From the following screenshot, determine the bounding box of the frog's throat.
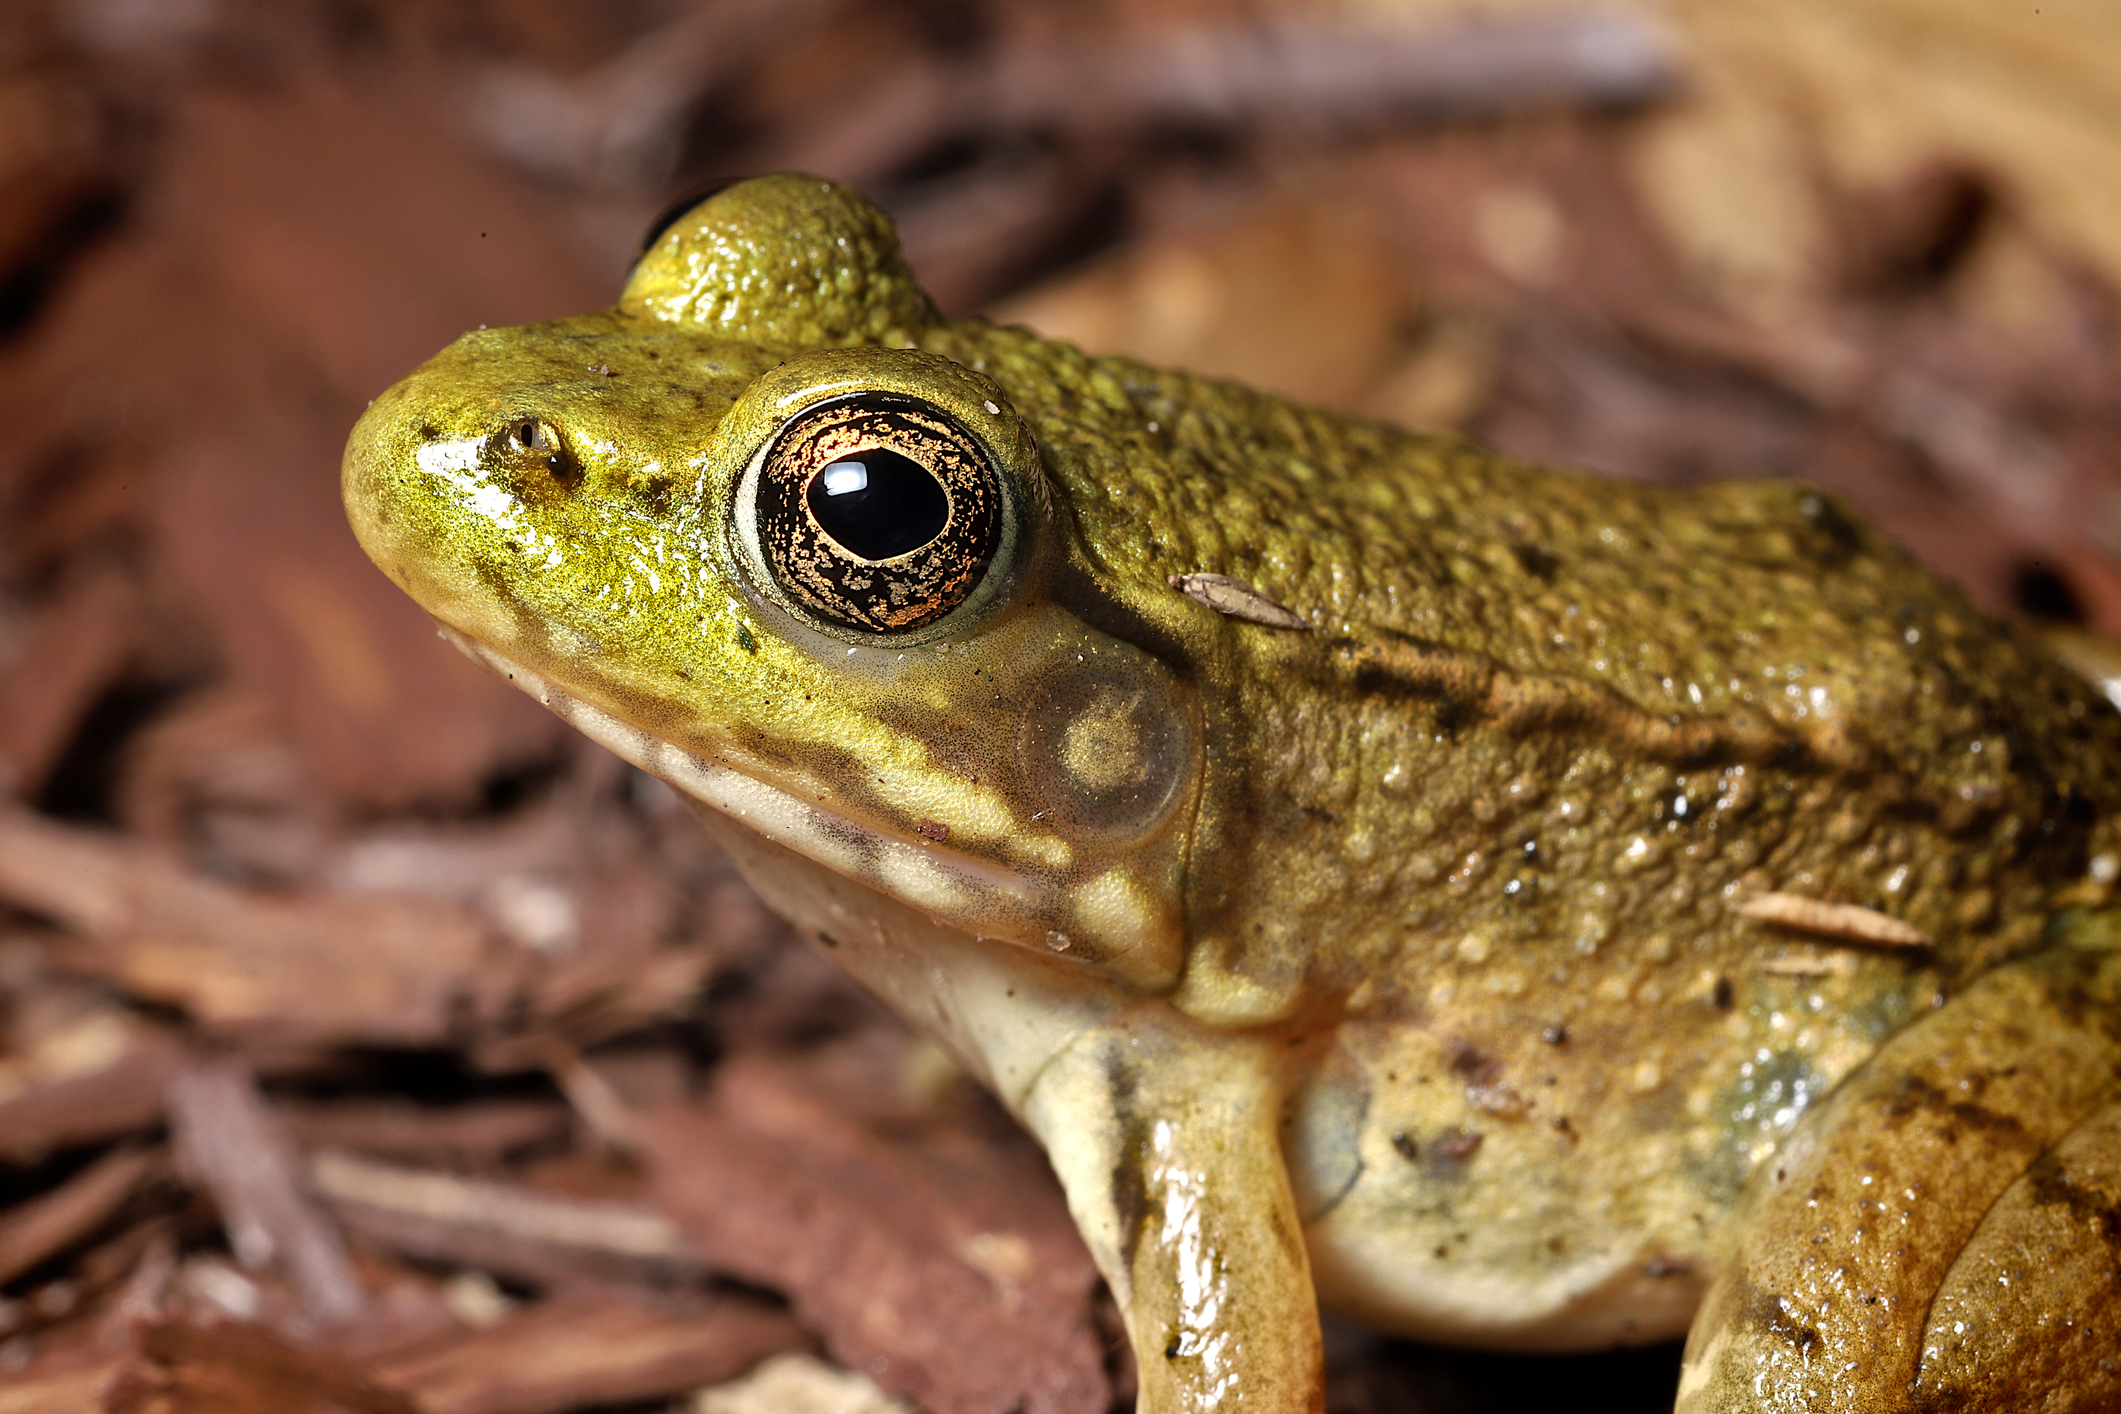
[436,626,1068,957]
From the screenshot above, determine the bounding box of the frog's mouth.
[438,626,1083,958]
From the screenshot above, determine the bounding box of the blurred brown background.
[0,1,2118,1411]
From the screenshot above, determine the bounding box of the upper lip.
[432,625,1072,949]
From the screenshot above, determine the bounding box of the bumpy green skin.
[345,176,2121,1412]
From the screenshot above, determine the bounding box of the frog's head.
[344,175,1197,992]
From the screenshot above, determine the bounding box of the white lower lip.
[438,626,1050,941]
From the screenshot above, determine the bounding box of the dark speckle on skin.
[1746,1282,1822,1356]
[2025,1153,2121,1258]
[1879,1074,2031,1144]
[1511,543,1560,580]
[1108,1055,1150,1270]
[1448,1043,1498,1083]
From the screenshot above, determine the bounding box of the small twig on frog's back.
[1736,892,1931,949]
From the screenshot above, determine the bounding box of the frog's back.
[925,316,2121,1348]
[929,317,2121,975]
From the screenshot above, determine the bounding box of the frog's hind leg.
[1676,939,2121,1413]
[1912,1093,2121,1407]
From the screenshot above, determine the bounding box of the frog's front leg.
[1023,1004,1325,1414]
[1677,940,2121,1413]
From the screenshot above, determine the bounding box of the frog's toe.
[1676,944,2121,1413]
[1910,1092,2121,1409]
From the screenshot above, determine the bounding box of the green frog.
[342,175,2121,1412]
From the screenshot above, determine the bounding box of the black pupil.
[805,448,949,561]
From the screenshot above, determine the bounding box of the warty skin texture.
[344,174,2121,1412]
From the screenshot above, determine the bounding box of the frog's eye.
[753,394,1002,634]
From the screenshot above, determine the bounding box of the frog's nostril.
[485,416,578,490]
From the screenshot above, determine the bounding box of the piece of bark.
[640,1058,1108,1414]
[113,688,332,886]
[0,1359,121,1414]
[0,72,133,303]
[309,1151,702,1290]
[760,8,1678,207]
[0,1145,162,1287]
[474,938,716,1075]
[102,1319,418,1414]
[0,566,139,799]
[167,1060,366,1327]
[0,1011,189,1159]
[985,10,1680,137]
[0,804,498,1049]
[696,1353,914,1414]
[472,0,854,190]
[278,1100,572,1168]
[367,1292,808,1414]
[123,75,590,812]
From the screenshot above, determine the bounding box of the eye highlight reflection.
[805,448,950,561]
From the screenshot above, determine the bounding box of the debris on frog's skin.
[1465,1082,1528,1118]
[1168,572,1309,630]
[1757,952,1859,979]
[1431,1129,1484,1163]
[1735,892,1931,949]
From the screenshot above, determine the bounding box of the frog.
[342,174,2121,1413]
